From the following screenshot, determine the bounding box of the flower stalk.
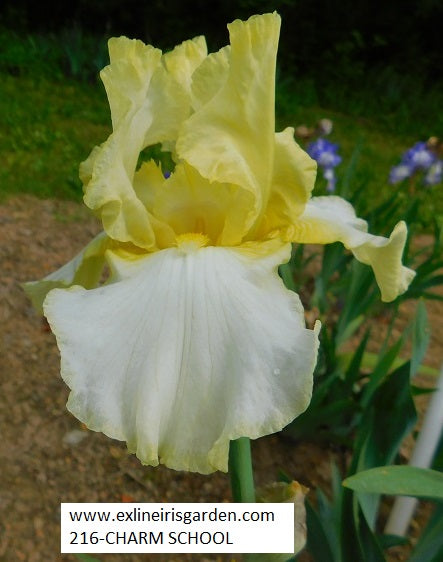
[229,438,256,503]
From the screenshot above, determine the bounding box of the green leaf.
[364,189,401,234]
[416,274,443,289]
[336,261,377,344]
[279,262,296,292]
[378,534,409,549]
[339,351,439,378]
[303,463,346,561]
[343,466,443,500]
[339,142,361,200]
[420,292,443,301]
[336,314,364,348]
[409,503,443,562]
[361,338,408,408]
[75,555,101,562]
[431,433,443,471]
[357,506,387,562]
[411,299,430,377]
[311,242,348,312]
[411,385,439,396]
[351,362,417,527]
[357,362,417,468]
[340,489,386,562]
[284,399,355,441]
[305,500,337,562]
[344,329,370,386]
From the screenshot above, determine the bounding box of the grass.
[0,74,110,201]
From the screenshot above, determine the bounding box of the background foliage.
[2,0,442,76]
[2,0,443,124]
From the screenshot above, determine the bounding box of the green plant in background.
[281,197,442,442]
[60,26,109,81]
[0,74,110,201]
[278,142,443,561]
[0,26,108,81]
[283,297,443,561]
[0,25,111,202]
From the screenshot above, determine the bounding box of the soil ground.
[1,195,442,561]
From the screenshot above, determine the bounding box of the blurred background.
[1,0,442,211]
[2,0,443,84]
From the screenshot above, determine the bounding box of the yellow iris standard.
[25,13,415,474]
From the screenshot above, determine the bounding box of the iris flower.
[306,138,342,192]
[25,13,414,474]
[389,141,442,186]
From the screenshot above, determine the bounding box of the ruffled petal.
[256,127,317,239]
[132,160,177,248]
[82,39,189,249]
[288,196,415,301]
[101,37,162,130]
[162,36,207,97]
[190,46,230,110]
[152,161,255,246]
[176,13,281,231]
[101,37,192,139]
[43,244,319,474]
[23,232,109,314]
[82,122,157,249]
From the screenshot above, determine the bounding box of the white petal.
[44,245,319,474]
[23,232,108,314]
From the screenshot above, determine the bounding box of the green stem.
[229,437,256,503]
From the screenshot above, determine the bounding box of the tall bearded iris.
[25,13,414,474]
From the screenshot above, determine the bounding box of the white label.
[61,502,294,553]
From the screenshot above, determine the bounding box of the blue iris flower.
[390,141,441,186]
[307,138,342,192]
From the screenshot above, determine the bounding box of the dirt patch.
[0,195,441,561]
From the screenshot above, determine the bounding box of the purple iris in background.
[307,138,342,192]
[389,164,413,184]
[403,142,435,170]
[424,160,442,185]
[390,141,442,186]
